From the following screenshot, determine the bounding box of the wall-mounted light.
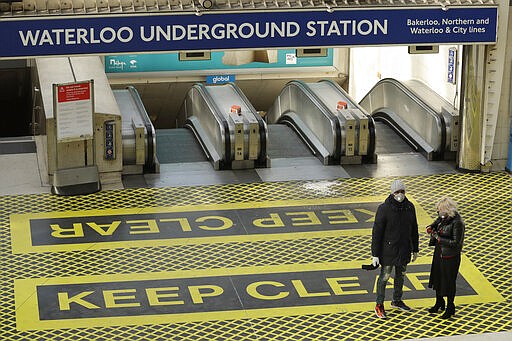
[199,0,212,8]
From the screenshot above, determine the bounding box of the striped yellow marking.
[15,255,502,331]
[10,196,431,254]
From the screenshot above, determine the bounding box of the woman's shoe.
[440,304,455,319]
[428,300,445,313]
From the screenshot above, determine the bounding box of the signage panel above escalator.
[0,7,498,59]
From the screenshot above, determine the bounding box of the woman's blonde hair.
[437,196,458,217]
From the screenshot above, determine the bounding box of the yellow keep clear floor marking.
[14,255,503,331]
[3,172,512,340]
[10,196,431,254]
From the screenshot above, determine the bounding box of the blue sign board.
[447,47,457,84]
[0,7,498,58]
[206,75,236,84]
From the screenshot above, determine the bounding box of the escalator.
[359,78,459,161]
[115,77,457,180]
[267,80,376,165]
[116,83,269,173]
[113,86,158,173]
[178,82,268,170]
[120,81,353,173]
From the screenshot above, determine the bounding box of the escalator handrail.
[361,78,446,155]
[126,85,156,170]
[363,78,442,120]
[318,79,359,108]
[189,83,231,166]
[282,80,341,158]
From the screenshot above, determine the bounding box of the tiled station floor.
[1,167,511,340]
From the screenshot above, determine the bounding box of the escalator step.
[267,124,313,159]
[374,122,414,154]
[156,129,208,163]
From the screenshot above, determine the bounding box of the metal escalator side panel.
[314,80,373,159]
[180,84,231,169]
[266,90,282,125]
[185,117,223,170]
[279,112,331,165]
[268,80,340,163]
[337,110,356,157]
[318,79,371,151]
[228,113,245,161]
[195,83,231,162]
[126,86,156,172]
[201,83,266,167]
[226,82,268,166]
[113,89,145,167]
[444,109,460,152]
[318,79,360,108]
[347,109,369,156]
[198,84,231,164]
[360,78,445,159]
[403,79,454,116]
[304,81,347,158]
[247,118,259,160]
[403,79,458,154]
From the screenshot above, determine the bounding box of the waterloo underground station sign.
[0,6,498,59]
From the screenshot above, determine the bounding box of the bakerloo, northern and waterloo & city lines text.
[407,17,490,34]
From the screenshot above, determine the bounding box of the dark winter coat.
[428,213,465,258]
[371,195,419,266]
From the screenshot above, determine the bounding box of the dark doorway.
[0,67,32,137]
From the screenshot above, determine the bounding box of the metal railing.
[0,0,497,17]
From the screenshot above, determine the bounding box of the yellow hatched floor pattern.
[1,172,511,340]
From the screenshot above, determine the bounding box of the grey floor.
[0,123,461,195]
[125,122,459,188]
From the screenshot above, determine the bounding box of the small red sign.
[57,82,91,103]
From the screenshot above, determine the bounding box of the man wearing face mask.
[426,196,465,319]
[371,179,419,318]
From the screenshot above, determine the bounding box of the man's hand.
[372,256,380,267]
[412,252,418,262]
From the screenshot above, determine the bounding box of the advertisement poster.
[104,49,333,73]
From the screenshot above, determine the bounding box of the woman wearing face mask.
[426,196,465,319]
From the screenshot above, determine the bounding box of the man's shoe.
[391,300,412,311]
[375,304,387,318]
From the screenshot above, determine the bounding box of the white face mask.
[393,192,405,202]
